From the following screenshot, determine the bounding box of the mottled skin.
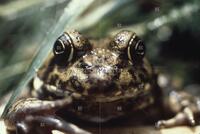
[3,30,200,134]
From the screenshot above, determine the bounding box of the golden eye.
[53,33,74,62]
[110,30,145,63]
[67,30,91,51]
[110,30,133,52]
[127,36,145,63]
[53,30,91,63]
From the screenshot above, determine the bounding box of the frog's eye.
[66,30,91,51]
[53,33,74,62]
[110,30,145,63]
[110,30,133,52]
[53,30,91,62]
[127,35,145,63]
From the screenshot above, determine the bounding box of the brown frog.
[3,30,200,134]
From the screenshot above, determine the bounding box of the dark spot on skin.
[59,81,68,90]
[70,101,87,113]
[127,68,137,81]
[116,59,128,68]
[49,75,59,85]
[70,76,84,92]
[38,66,55,81]
[138,68,149,82]
[41,85,64,99]
[88,79,117,95]
[139,73,145,81]
[112,65,120,80]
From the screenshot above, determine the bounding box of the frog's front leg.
[156,90,200,128]
[4,98,91,134]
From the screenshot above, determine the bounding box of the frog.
[3,30,200,134]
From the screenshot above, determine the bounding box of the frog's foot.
[155,107,195,128]
[156,90,200,129]
[16,115,91,134]
[5,98,91,134]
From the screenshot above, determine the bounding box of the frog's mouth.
[44,83,152,103]
[89,82,153,103]
[33,75,152,103]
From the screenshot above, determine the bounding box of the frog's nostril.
[80,62,91,69]
[79,62,93,74]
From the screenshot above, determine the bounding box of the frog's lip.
[90,91,149,103]
[43,83,150,102]
[43,84,147,102]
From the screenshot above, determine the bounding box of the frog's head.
[51,30,152,99]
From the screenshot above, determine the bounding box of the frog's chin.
[84,116,125,123]
[88,117,112,123]
[82,89,146,103]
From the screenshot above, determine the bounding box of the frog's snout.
[83,55,119,93]
[69,49,120,93]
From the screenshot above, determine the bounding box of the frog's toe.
[183,107,196,126]
[156,107,196,129]
[155,120,166,129]
[16,122,29,134]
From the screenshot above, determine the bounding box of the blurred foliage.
[0,0,200,114]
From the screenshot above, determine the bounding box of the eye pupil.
[111,30,145,64]
[53,33,74,65]
[54,40,65,55]
[135,40,145,56]
[128,39,145,63]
